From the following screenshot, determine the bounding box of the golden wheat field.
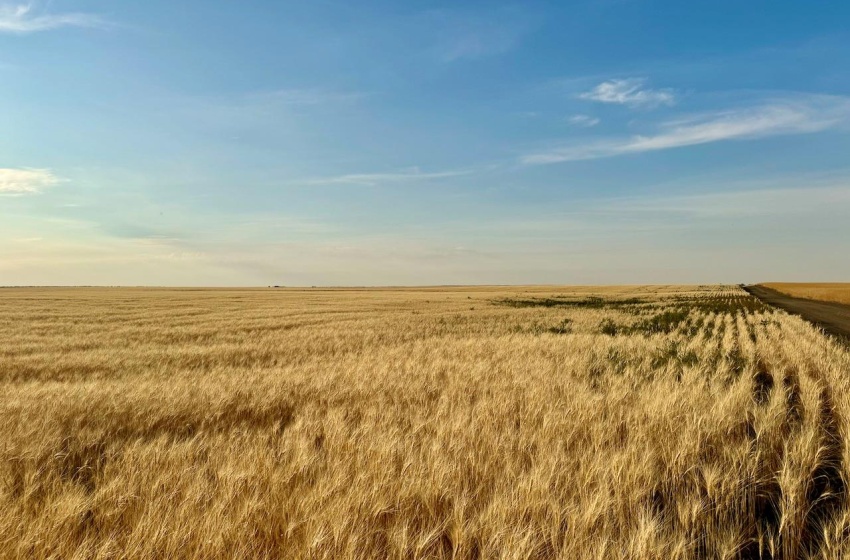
[763,284,850,306]
[2,285,850,559]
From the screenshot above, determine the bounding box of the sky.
[2,0,849,286]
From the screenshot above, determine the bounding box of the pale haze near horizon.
[2,1,849,286]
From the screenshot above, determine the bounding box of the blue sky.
[2,0,849,285]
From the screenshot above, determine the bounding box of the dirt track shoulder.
[745,285,850,342]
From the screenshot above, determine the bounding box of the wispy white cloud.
[579,78,675,108]
[301,167,468,186]
[0,168,61,194]
[523,96,850,164]
[0,2,105,33]
[567,114,600,127]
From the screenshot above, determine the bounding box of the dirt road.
[745,284,850,342]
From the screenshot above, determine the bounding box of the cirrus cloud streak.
[523,96,850,165]
[300,167,469,186]
[0,3,104,34]
[579,78,675,108]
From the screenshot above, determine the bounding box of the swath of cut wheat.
[2,284,850,559]
[764,282,850,306]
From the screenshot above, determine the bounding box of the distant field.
[762,282,850,305]
[2,286,850,559]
